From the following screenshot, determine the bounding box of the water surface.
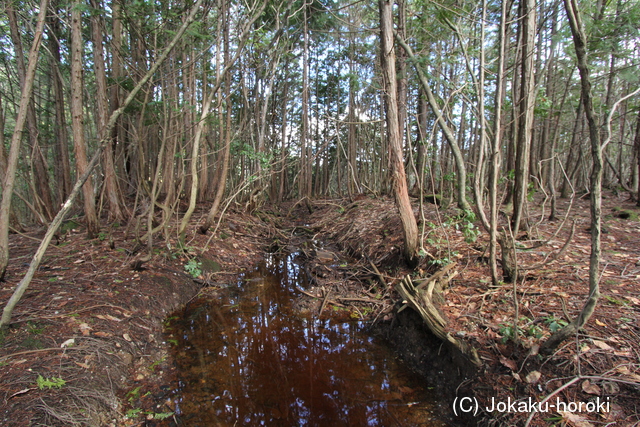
[165,253,448,426]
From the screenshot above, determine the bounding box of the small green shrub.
[184,258,202,278]
[36,375,66,390]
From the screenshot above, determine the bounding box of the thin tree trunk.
[7,6,55,222]
[0,0,48,280]
[70,0,100,238]
[634,108,640,205]
[394,36,471,212]
[542,0,602,353]
[90,0,126,222]
[512,0,537,237]
[47,4,73,204]
[198,0,266,233]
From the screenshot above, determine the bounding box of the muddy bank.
[374,309,477,425]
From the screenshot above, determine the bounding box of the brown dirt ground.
[1,192,639,426]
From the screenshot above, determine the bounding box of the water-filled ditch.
[164,252,451,425]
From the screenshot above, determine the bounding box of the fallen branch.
[337,297,385,305]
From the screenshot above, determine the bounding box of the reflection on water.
[166,253,447,426]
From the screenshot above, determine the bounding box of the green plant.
[604,295,627,306]
[448,209,481,243]
[148,356,166,371]
[127,386,142,402]
[428,256,454,267]
[184,258,202,278]
[544,315,568,333]
[499,317,543,343]
[21,336,43,349]
[36,375,66,390]
[26,322,44,334]
[154,412,175,420]
[126,408,142,418]
[498,324,518,343]
[527,182,536,202]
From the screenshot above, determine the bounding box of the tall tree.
[511,0,537,236]
[0,0,49,280]
[47,2,73,204]
[90,0,127,222]
[542,0,603,353]
[379,0,419,266]
[7,6,55,222]
[70,0,100,238]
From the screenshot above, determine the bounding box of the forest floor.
[0,191,639,426]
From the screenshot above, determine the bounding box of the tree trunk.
[198,0,266,233]
[7,6,55,222]
[0,0,48,280]
[90,0,126,223]
[394,36,471,213]
[70,1,100,238]
[300,5,312,198]
[511,0,537,237]
[542,0,602,353]
[47,4,73,205]
[634,108,640,205]
[379,0,419,266]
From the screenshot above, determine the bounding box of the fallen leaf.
[558,410,594,427]
[591,340,612,350]
[78,323,92,336]
[73,259,84,264]
[123,333,132,342]
[500,356,517,371]
[626,296,640,305]
[61,338,75,348]
[525,371,541,384]
[581,379,601,395]
[95,314,122,322]
[529,343,540,356]
[602,381,620,395]
[74,361,90,369]
[94,331,113,337]
[594,319,607,327]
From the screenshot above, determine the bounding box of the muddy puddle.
[164,252,451,426]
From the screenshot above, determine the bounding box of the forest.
[1,0,640,425]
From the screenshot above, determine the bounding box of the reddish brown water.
[165,253,449,426]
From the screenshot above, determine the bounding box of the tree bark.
[198,0,267,234]
[379,0,419,266]
[70,0,100,238]
[511,0,537,236]
[394,36,471,213]
[634,108,640,205]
